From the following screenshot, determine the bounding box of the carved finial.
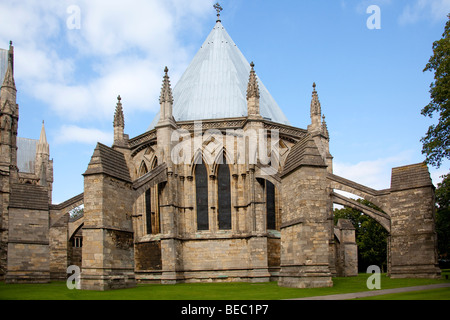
[37,119,49,155]
[160,66,173,104]
[1,41,16,91]
[311,82,321,117]
[214,2,223,22]
[322,114,329,138]
[114,95,124,128]
[247,62,260,100]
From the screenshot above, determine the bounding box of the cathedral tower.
[0,41,17,280]
[0,41,18,179]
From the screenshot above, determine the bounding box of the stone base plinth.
[278,265,333,288]
[81,268,136,291]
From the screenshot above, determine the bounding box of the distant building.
[0,42,53,282]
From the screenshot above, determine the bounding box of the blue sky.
[0,0,449,204]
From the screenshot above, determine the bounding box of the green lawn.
[1,271,449,300]
[356,287,450,300]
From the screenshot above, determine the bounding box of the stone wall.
[49,214,69,280]
[181,238,250,281]
[279,162,333,288]
[81,143,136,290]
[6,207,50,283]
[5,183,50,283]
[388,163,440,278]
[334,219,358,277]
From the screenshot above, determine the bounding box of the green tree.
[422,15,450,168]
[69,206,84,220]
[334,199,389,272]
[435,174,450,261]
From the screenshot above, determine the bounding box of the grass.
[0,271,449,300]
[356,288,450,300]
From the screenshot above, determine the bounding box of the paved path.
[289,283,450,300]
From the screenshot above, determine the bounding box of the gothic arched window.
[145,188,152,234]
[266,180,276,230]
[217,155,231,230]
[139,161,148,177]
[195,162,209,231]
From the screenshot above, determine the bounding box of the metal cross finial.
[214,2,223,21]
[214,2,223,15]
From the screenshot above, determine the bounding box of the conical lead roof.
[148,21,290,130]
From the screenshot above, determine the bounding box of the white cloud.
[55,125,112,145]
[430,166,449,187]
[0,0,213,123]
[430,0,450,20]
[32,57,165,121]
[0,1,64,44]
[70,1,174,57]
[333,151,413,190]
[399,0,450,25]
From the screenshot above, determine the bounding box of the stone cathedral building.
[0,10,441,290]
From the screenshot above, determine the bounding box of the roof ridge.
[83,142,132,182]
[281,134,326,177]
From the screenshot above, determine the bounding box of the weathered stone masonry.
[0,12,441,289]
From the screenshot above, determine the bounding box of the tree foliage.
[69,206,84,220]
[334,199,388,272]
[435,174,450,259]
[422,15,450,168]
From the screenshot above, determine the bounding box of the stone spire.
[308,82,322,132]
[247,62,260,100]
[322,114,329,139]
[310,82,321,118]
[159,66,173,105]
[307,83,333,173]
[2,41,16,90]
[114,95,124,128]
[157,66,176,128]
[0,41,18,179]
[247,62,262,119]
[37,120,49,156]
[1,41,17,113]
[35,120,50,187]
[113,95,126,146]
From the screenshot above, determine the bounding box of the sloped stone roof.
[390,163,433,191]
[10,183,49,211]
[281,135,326,177]
[83,143,131,183]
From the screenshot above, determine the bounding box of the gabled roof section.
[390,163,433,191]
[10,183,49,211]
[148,21,290,129]
[281,135,326,177]
[83,143,132,183]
